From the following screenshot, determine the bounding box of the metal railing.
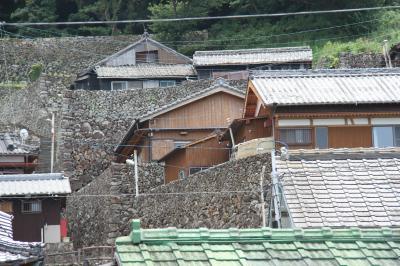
[45,245,115,265]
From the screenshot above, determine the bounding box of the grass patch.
[0,82,28,90]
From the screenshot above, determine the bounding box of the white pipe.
[260,166,266,227]
[50,112,55,173]
[134,150,139,197]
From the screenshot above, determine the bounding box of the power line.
[7,17,384,44]
[1,6,400,27]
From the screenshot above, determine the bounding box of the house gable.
[149,91,244,129]
[96,35,192,67]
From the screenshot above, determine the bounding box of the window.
[174,141,190,149]
[279,128,311,145]
[111,81,127,91]
[0,201,13,213]
[315,127,328,149]
[373,126,400,147]
[21,200,42,213]
[178,169,186,180]
[189,167,209,175]
[136,51,159,64]
[159,80,176,88]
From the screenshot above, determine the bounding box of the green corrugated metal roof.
[115,220,400,265]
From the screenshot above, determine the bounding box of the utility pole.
[126,151,139,197]
[260,166,266,227]
[271,149,281,228]
[383,40,393,68]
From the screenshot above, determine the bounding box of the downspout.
[229,128,236,147]
[270,149,281,228]
[271,103,278,149]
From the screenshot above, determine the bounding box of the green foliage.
[3,0,400,67]
[28,63,43,82]
[0,82,27,90]
[11,0,58,22]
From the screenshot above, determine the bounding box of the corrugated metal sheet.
[193,47,312,66]
[0,211,12,239]
[277,150,400,228]
[95,64,196,78]
[0,173,71,196]
[251,69,400,106]
[0,133,38,155]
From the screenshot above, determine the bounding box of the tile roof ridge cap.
[194,46,311,54]
[250,68,400,78]
[128,225,398,244]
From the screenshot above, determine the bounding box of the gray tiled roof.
[0,133,38,155]
[277,149,400,228]
[95,64,196,79]
[0,173,71,196]
[251,68,400,106]
[193,46,312,66]
[0,211,44,264]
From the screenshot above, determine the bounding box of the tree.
[11,0,58,22]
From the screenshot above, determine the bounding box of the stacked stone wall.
[67,154,271,247]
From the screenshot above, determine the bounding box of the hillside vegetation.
[1,1,399,64]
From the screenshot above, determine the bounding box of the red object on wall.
[60,218,67,238]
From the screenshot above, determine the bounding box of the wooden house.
[242,68,400,150]
[193,47,312,80]
[115,80,245,163]
[0,173,71,242]
[158,133,229,183]
[0,133,39,175]
[75,32,195,90]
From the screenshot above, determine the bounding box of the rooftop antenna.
[142,27,149,39]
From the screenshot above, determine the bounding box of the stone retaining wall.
[67,162,164,247]
[67,154,271,247]
[60,79,246,190]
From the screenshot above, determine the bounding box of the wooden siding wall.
[328,126,372,148]
[149,130,215,161]
[105,42,189,66]
[275,124,374,149]
[164,149,186,183]
[164,137,229,183]
[12,198,63,242]
[150,92,244,129]
[235,119,272,144]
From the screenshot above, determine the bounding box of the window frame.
[189,167,209,175]
[135,50,159,64]
[21,200,42,214]
[315,126,328,149]
[278,127,312,146]
[372,125,400,148]
[159,80,176,88]
[174,141,191,149]
[111,81,128,91]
